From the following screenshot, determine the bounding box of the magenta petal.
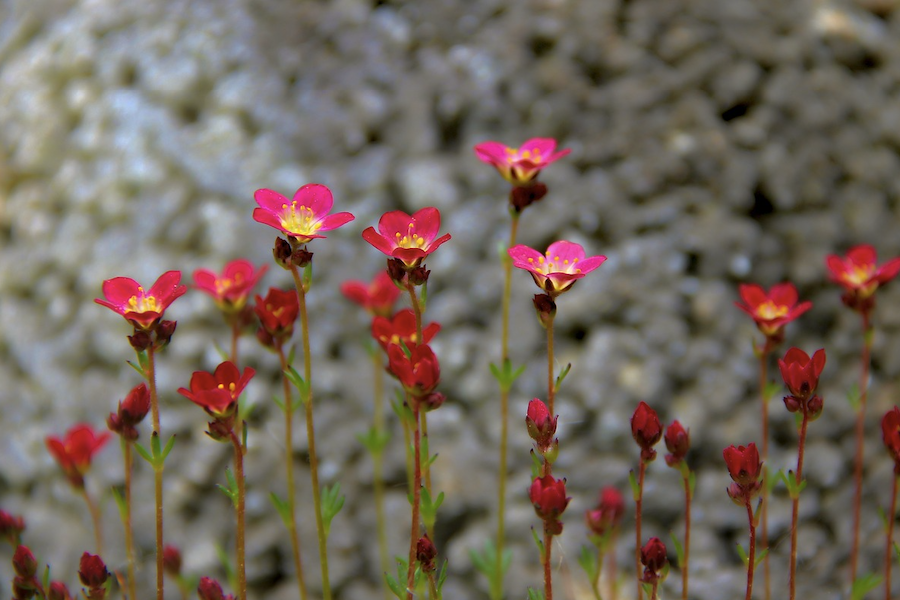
[474,141,509,164]
[520,138,558,156]
[377,210,415,238]
[769,283,798,307]
[254,188,289,212]
[545,148,573,164]
[101,277,141,306]
[193,269,218,294]
[293,184,334,216]
[425,232,451,255]
[411,207,442,242]
[508,245,544,270]
[362,227,396,256]
[577,255,607,274]
[877,257,900,283]
[847,245,877,267]
[318,211,355,232]
[738,284,767,307]
[546,241,586,263]
[148,271,185,301]
[253,207,287,232]
[392,247,427,264]
[825,255,848,280]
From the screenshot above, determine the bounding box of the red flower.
[254,287,299,345]
[0,510,25,546]
[198,577,234,600]
[340,271,401,317]
[371,309,440,352]
[585,486,625,537]
[509,241,606,297]
[416,535,438,573]
[827,245,900,313]
[107,383,151,441]
[778,347,826,403]
[178,361,255,420]
[474,138,571,186]
[631,401,662,462]
[525,398,557,451]
[362,207,452,268]
[724,443,762,486]
[194,259,268,313]
[253,184,355,243]
[95,271,187,330]
[46,425,111,488]
[48,581,72,600]
[78,552,110,589]
[664,420,690,467]
[387,343,440,398]
[163,545,182,576]
[735,282,811,339]
[882,407,900,471]
[529,474,570,525]
[640,537,668,584]
[13,545,37,578]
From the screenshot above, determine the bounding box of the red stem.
[789,407,810,600]
[609,530,618,600]
[886,473,898,600]
[547,316,555,415]
[758,343,771,600]
[122,440,137,600]
[851,311,872,584]
[682,473,691,600]
[146,345,165,600]
[746,498,757,600]
[635,461,646,600]
[407,281,432,534]
[544,526,554,600]
[406,401,423,600]
[229,430,247,600]
[80,487,103,556]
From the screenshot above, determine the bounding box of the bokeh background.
[2,0,900,598]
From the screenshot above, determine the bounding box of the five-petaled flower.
[340,271,402,317]
[631,401,662,462]
[474,138,571,187]
[371,308,440,352]
[177,361,255,421]
[46,424,111,488]
[826,244,900,314]
[194,259,268,314]
[509,241,606,297]
[254,287,299,347]
[778,347,826,416]
[95,271,187,330]
[253,184,355,243]
[735,282,811,341]
[362,207,452,269]
[387,343,441,399]
[882,407,900,473]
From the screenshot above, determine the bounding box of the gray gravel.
[2,0,900,598]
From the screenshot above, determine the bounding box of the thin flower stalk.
[406,399,423,600]
[371,348,391,600]
[788,404,810,600]
[493,212,519,600]
[121,439,138,600]
[289,264,332,600]
[146,346,166,600]
[80,487,103,556]
[745,501,757,600]
[544,527,554,600]
[276,343,309,600]
[546,312,556,416]
[228,429,247,600]
[634,462,646,600]
[851,312,872,582]
[886,473,898,600]
[757,341,772,600]
[406,280,434,536]
[681,474,691,600]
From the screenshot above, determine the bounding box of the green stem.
[372,349,391,600]
[591,542,605,600]
[851,311,873,584]
[277,344,309,600]
[493,214,519,600]
[289,265,332,600]
[789,407,810,600]
[145,345,165,600]
[229,430,247,600]
[406,400,423,600]
[121,440,138,600]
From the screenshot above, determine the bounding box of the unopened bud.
[273,237,293,269]
[510,182,548,212]
[12,545,37,578]
[416,535,437,573]
[128,331,152,352]
[291,247,313,268]
[387,258,408,283]
[532,294,556,329]
[409,266,430,287]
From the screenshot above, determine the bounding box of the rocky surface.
[1,0,900,598]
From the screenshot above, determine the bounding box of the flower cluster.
[95,271,186,349]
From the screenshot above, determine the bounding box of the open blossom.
[882,407,900,471]
[95,271,187,330]
[387,343,440,398]
[253,184,355,243]
[362,207,451,268]
[778,347,826,403]
[509,241,606,296]
[178,361,255,420]
[194,259,268,313]
[474,138,571,187]
[371,308,440,351]
[46,425,111,488]
[735,282,811,339]
[827,244,900,312]
[340,271,401,317]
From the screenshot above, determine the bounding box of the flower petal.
[362,226,396,256]
[317,211,355,233]
[101,277,141,306]
[768,283,798,307]
[377,210,415,238]
[254,188,289,212]
[520,138,558,157]
[293,184,334,216]
[508,245,544,271]
[474,142,510,165]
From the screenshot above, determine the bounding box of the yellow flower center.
[505,146,543,164]
[843,264,875,287]
[527,255,581,275]
[394,224,426,249]
[280,202,323,235]
[127,287,161,313]
[756,301,788,320]
[217,382,237,393]
[214,273,244,297]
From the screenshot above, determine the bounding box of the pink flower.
[46,425,111,488]
[827,245,900,313]
[340,271,401,317]
[177,361,256,420]
[194,260,268,313]
[371,308,440,352]
[253,184,355,243]
[474,138,571,186]
[362,207,451,268]
[94,271,187,330]
[509,241,606,296]
[735,282,811,340]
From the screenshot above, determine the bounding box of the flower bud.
[13,545,37,578]
[510,182,548,212]
[525,399,557,452]
[723,443,762,487]
[163,545,182,576]
[198,577,233,600]
[291,247,313,268]
[387,258,408,283]
[48,582,72,600]
[408,266,430,287]
[420,392,446,412]
[640,537,668,584]
[273,237,293,269]
[529,475,570,527]
[12,576,36,600]
[664,420,689,467]
[532,294,556,329]
[0,510,25,545]
[78,552,109,589]
[128,331,152,352]
[416,535,437,573]
[155,320,177,347]
[631,402,662,462]
[585,487,625,536]
[884,407,900,473]
[807,395,824,421]
[782,394,801,413]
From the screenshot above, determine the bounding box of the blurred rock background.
[1,0,900,598]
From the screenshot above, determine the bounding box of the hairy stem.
[543,526,554,600]
[886,474,898,600]
[757,343,771,600]
[789,407,810,600]
[851,311,873,583]
[406,401,423,600]
[146,346,165,600]
[121,440,137,600]
[635,462,646,600]
[372,349,391,600]
[80,487,103,556]
[746,499,757,600]
[682,473,691,600]
[229,430,247,600]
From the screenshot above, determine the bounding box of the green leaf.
[847,383,862,411]
[688,470,697,498]
[41,565,50,592]
[136,349,149,374]
[111,486,128,520]
[736,543,748,566]
[161,435,177,461]
[126,360,147,379]
[577,545,597,580]
[217,468,238,506]
[419,280,428,313]
[527,588,545,600]
[436,559,449,593]
[893,541,900,563]
[754,548,769,567]
[670,532,685,567]
[628,470,640,501]
[531,527,545,559]
[287,344,296,367]
[879,505,889,531]
[269,492,292,527]
[302,263,313,291]
[851,573,882,600]
[321,483,345,538]
[553,363,572,393]
[151,431,162,459]
[421,488,444,529]
[770,468,786,494]
[272,393,285,412]
[284,366,309,405]
[357,426,391,455]
[134,441,153,465]
[530,450,543,479]
[215,543,236,594]
[763,381,782,403]
[490,359,527,393]
[784,470,806,500]
[385,571,404,600]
